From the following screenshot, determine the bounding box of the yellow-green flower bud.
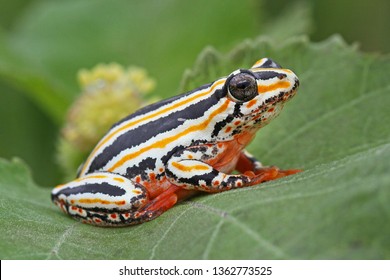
[57,63,156,179]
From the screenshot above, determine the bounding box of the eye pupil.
[236,81,250,89]
[227,72,257,102]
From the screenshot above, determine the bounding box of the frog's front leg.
[165,145,273,193]
[236,150,302,180]
[51,172,158,226]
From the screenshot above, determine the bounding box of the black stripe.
[212,102,243,137]
[253,71,286,80]
[176,170,220,186]
[55,182,126,197]
[111,82,213,129]
[126,157,156,180]
[87,88,226,173]
[212,114,234,137]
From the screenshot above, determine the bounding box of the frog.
[51,58,300,226]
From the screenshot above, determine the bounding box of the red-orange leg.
[237,150,302,184]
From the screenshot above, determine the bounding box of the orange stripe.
[75,174,107,182]
[246,99,257,108]
[77,198,126,206]
[114,177,125,183]
[80,79,226,175]
[258,81,290,93]
[252,58,267,68]
[172,161,210,172]
[108,99,231,172]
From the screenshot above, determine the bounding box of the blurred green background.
[0,0,389,187]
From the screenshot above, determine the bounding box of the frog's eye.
[226,72,258,103]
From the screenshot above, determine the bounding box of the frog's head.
[223,58,299,131]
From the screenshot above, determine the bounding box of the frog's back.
[114,83,212,126]
[79,82,224,177]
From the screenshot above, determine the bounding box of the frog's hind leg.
[139,185,197,214]
[51,172,155,226]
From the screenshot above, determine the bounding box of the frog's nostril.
[277,74,287,80]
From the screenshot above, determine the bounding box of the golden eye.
[227,72,257,102]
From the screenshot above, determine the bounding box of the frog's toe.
[274,168,302,178]
[249,167,302,185]
[253,166,279,180]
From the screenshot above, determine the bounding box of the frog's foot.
[245,166,302,185]
[237,150,302,180]
[51,172,155,227]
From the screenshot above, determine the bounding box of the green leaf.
[261,1,313,41]
[2,0,262,120]
[1,36,389,259]
[0,30,71,124]
[0,0,312,124]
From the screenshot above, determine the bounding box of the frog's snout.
[284,70,299,94]
[294,78,299,89]
[293,77,300,90]
[284,74,300,102]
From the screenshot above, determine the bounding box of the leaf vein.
[187,201,289,258]
[149,209,189,260]
[47,224,76,260]
[201,219,224,259]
